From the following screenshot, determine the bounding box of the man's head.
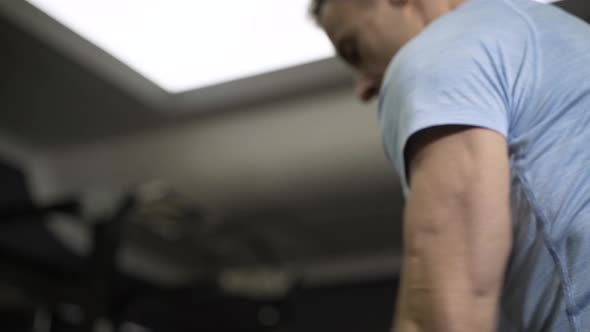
[312,0,463,102]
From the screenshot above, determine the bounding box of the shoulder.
[384,0,533,89]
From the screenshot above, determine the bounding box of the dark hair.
[310,0,328,21]
[310,0,374,23]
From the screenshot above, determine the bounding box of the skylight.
[25,0,335,93]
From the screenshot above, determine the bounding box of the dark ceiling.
[0,14,170,146]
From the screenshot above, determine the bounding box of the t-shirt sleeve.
[379,35,511,195]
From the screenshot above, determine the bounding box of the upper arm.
[405,125,510,197]
[403,125,512,294]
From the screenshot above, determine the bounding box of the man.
[311,0,590,331]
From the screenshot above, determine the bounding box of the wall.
[39,87,400,218]
[6,87,403,285]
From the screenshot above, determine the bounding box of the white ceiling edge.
[0,0,353,114]
[24,0,336,94]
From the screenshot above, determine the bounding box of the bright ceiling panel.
[26,0,335,93]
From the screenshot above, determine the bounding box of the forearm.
[392,188,511,332]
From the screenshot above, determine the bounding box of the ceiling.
[0,0,353,148]
[557,0,590,19]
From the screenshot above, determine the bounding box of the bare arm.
[393,126,512,332]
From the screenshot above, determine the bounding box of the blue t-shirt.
[378,0,590,331]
